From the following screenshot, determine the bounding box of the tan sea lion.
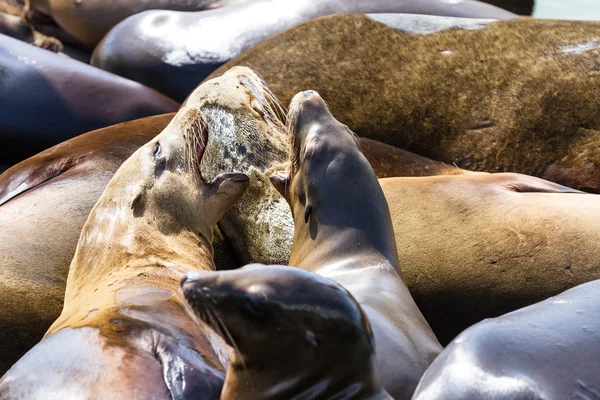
[412,279,600,399]
[92,0,515,101]
[0,106,250,397]
[209,14,600,192]
[266,90,441,398]
[0,33,178,165]
[380,173,600,344]
[182,265,393,400]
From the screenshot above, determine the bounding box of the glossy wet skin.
[181,264,389,400]
[0,34,178,165]
[412,280,600,400]
[0,106,249,398]
[26,0,247,48]
[270,91,441,399]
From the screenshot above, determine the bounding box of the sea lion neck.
[285,91,397,269]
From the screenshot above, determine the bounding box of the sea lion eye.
[153,143,162,157]
[243,299,270,322]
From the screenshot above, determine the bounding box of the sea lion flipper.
[268,172,290,198]
[155,340,224,400]
[499,173,583,194]
[0,156,80,206]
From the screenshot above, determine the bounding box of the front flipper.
[155,339,225,400]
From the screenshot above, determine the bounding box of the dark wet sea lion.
[92,0,515,101]
[0,106,250,397]
[412,279,600,399]
[0,34,178,165]
[25,0,250,48]
[269,90,441,398]
[209,13,600,192]
[182,264,392,400]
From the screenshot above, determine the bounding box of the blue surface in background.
[534,0,600,20]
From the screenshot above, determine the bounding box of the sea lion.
[182,264,392,400]
[268,90,441,398]
[0,34,178,165]
[209,13,600,192]
[0,113,240,374]
[92,0,515,101]
[412,279,600,400]
[0,106,250,397]
[24,0,250,49]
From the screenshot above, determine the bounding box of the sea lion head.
[93,105,250,245]
[181,264,381,398]
[64,106,250,297]
[185,66,293,265]
[269,90,368,226]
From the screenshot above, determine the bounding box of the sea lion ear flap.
[130,186,147,216]
[269,172,290,198]
[205,172,250,216]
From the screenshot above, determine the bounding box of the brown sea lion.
[92,0,515,101]
[412,279,600,400]
[0,114,174,375]
[0,106,250,397]
[269,90,441,398]
[182,265,392,400]
[0,34,178,166]
[209,13,600,192]
[25,0,250,49]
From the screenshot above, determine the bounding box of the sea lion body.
[380,173,600,343]
[92,0,515,101]
[0,34,178,165]
[0,114,174,374]
[412,279,600,399]
[182,265,392,400]
[210,13,600,192]
[271,90,441,398]
[0,106,250,397]
[25,0,249,48]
